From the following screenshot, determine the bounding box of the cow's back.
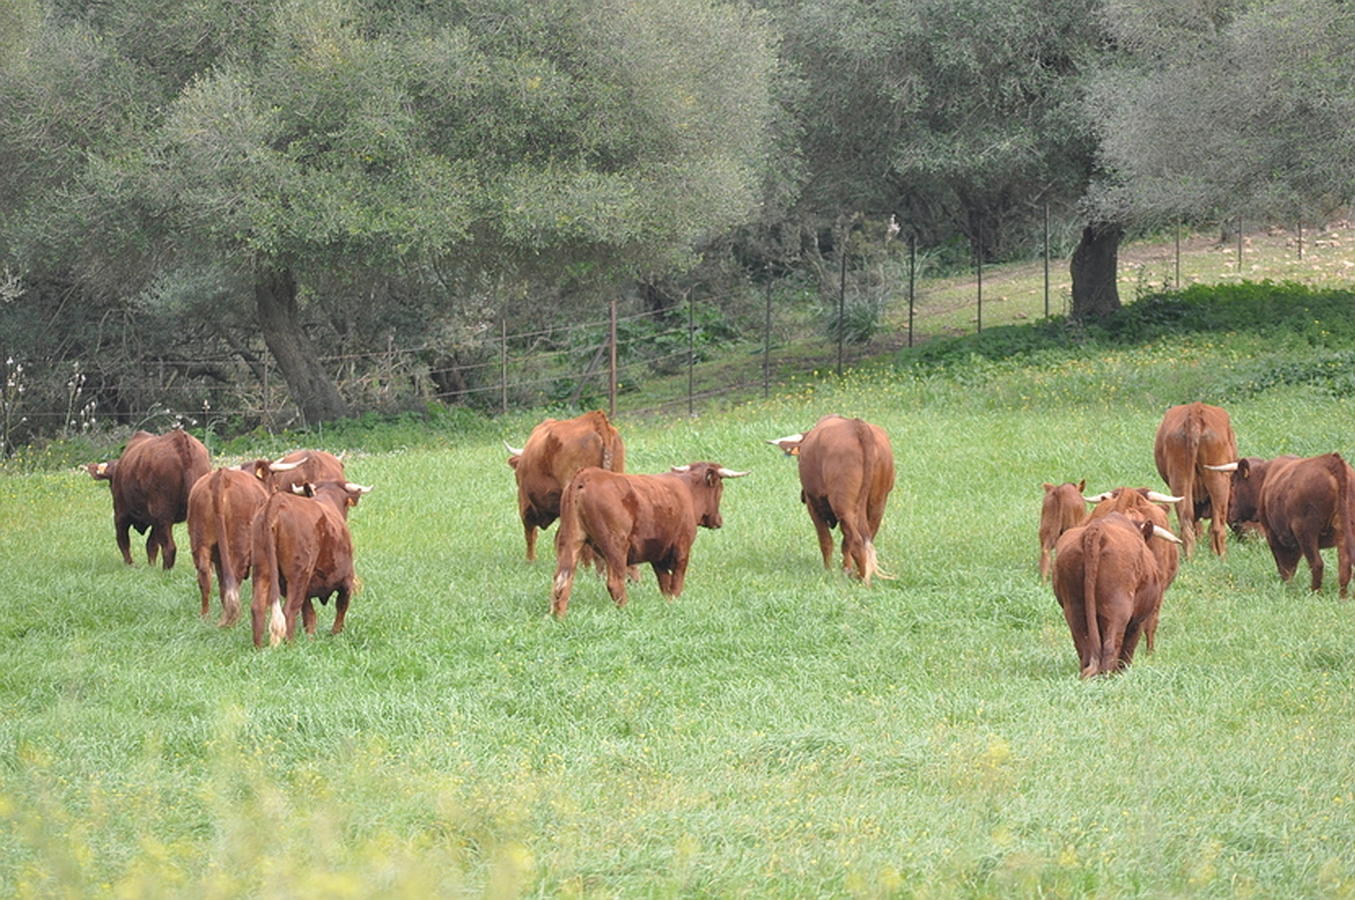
[116,429,211,522]
[799,416,891,516]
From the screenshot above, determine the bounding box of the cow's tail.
[214,475,242,627]
[854,421,891,584]
[1329,453,1353,597]
[250,504,284,647]
[1081,525,1104,678]
[1174,422,1201,555]
[551,476,585,616]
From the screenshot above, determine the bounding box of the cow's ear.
[1042,482,1053,492]
[253,460,272,481]
[1139,520,1155,542]
[706,468,718,487]
[1237,458,1251,478]
[1076,479,1086,492]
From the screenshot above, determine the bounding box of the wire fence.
[1,215,1336,453]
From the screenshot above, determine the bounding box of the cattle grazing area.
[5,333,1355,895]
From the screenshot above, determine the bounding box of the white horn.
[1084,491,1114,503]
[1152,525,1183,544]
[1203,462,1239,472]
[504,440,524,456]
[1146,491,1184,503]
[270,455,307,472]
[291,484,308,495]
[671,465,691,472]
[766,433,804,446]
[717,468,749,478]
[344,482,373,494]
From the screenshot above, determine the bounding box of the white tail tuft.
[269,599,286,647]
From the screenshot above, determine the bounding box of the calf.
[550,462,746,617]
[187,466,271,626]
[1038,480,1085,581]
[86,428,211,569]
[1052,512,1180,678]
[250,480,371,647]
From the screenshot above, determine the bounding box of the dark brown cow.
[187,465,271,626]
[1153,402,1238,558]
[250,480,371,647]
[767,415,895,584]
[1038,480,1085,581]
[1246,453,1355,595]
[1052,512,1180,678]
[1216,455,1300,537]
[549,462,747,617]
[86,428,211,569]
[506,411,625,561]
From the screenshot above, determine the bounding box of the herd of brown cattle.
[1041,401,1355,677]
[85,401,1346,673]
[86,429,370,647]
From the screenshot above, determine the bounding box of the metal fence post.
[837,231,847,377]
[500,319,508,415]
[762,274,772,398]
[1237,215,1243,270]
[908,233,916,348]
[1175,222,1181,288]
[608,297,617,418]
[1043,204,1050,318]
[975,221,983,334]
[1298,220,1304,260]
[687,292,694,417]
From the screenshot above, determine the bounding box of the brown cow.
[1083,487,1184,654]
[767,415,894,584]
[250,480,371,647]
[1215,455,1300,537]
[506,411,625,561]
[1039,480,1085,581]
[1052,512,1180,678]
[187,465,272,626]
[549,462,747,617]
[86,427,211,570]
[1153,402,1239,558]
[1246,453,1355,595]
[259,449,346,492]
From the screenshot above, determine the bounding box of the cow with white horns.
[549,462,747,617]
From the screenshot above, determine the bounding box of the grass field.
[5,287,1355,896]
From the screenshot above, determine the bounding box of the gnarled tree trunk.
[1070,221,1124,321]
[253,266,349,426]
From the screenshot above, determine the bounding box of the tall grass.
[3,292,1355,896]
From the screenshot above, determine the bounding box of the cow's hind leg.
[806,504,835,570]
[332,583,351,636]
[152,523,176,570]
[195,545,215,619]
[1301,537,1325,592]
[301,598,317,636]
[603,550,630,608]
[115,516,135,566]
[1094,597,1132,677]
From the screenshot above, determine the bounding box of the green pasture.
[4,317,1355,895]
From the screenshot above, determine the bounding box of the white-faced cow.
[549,462,746,617]
[250,480,371,647]
[1153,402,1238,558]
[506,411,625,561]
[767,415,894,584]
[86,427,211,570]
[1052,512,1181,678]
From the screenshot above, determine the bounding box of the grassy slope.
[4,299,1355,895]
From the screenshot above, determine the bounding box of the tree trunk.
[1069,221,1123,321]
[253,266,349,425]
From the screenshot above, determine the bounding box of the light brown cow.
[767,415,894,584]
[1039,480,1085,581]
[1153,402,1238,558]
[250,480,371,647]
[506,411,625,561]
[187,465,272,626]
[1246,453,1355,595]
[1052,512,1180,678]
[1083,486,1183,653]
[86,427,211,570]
[549,462,746,617]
